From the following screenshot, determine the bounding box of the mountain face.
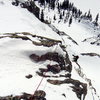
[0,0,100,100]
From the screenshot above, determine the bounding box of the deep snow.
[0,0,100,100]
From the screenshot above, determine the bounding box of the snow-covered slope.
[69,0,100,21]
[0,0,100,100]
[52,21,100,98]
[0,0,60,40]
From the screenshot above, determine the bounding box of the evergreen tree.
[63,11,65,16]
[57,3,61,14]
[74,7,77,15]
[83,12,87,19]
[86,13,92,21]
[93,13,99,26]
[69,16,72,27]
[72,7,75,14]
[40,10,44,22]
[87,9,90,17]
[12,0,19,6]
[61,0,69,10]
[87,9,92,20]
[57,2,60,10]
[53,15,56,20]
[64,12,70,23]
[78,9,82,17]
[95,13,99,23]
[39,0,45,5]
[50,0,55,10]
[68,3,72,11]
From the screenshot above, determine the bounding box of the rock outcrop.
[0,90,46,100]
[47,78,87,100]
[30,52,72,74]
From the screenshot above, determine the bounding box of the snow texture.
[0,0,100,100]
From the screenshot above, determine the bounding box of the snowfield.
[0,0,100,100]
[69,0,100,21]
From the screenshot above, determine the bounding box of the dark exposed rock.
[82,36,100,46]
[81,53,100,58]
[47,79,62,85]
[59,73,71,78]
[25,74,33,79]
[0,33,61,47]
[62,93,66,98]
[65,53,72,73]
[36,71,51,78]
[30,52,72,73]
[10,35,30,41]
[0,90,46,100]
[36,71,71,78]
[47,64,61,74]
[47,78,87,100]
[34,90,46,98]
[12,0,19,6]
[38,64,61,74]
[30,54,40,62]
[32,40,60,47]
[72,55,79,62]
[48,24,78,45]
[39,68,48,73]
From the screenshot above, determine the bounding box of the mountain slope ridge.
[0,0,100,100]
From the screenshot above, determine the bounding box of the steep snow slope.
[52,21,100,97]
[0,0,100,100]
[0,0,60,40]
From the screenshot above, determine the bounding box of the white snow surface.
[0,0,100,100]
[69,0,100,21]
[52,21,100,99]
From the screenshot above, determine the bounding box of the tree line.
[12,0,99,27]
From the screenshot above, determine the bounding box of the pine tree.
[53,15,56,20]
[72,7,75,14]
[40,10,44,22]
[95,13,99,23]
[93,13,99,26]
[78,9,82,17]
[39,0,45,5]
[50,0,55,10]
[87,10,90,17]
[89,14,92,21]
[69,16,72,27]
[83,12,87,19]
[61,0,69,10]
[12,0,19,6]
[63,11,65,16]
[59,13,62,20]
[57,3,60,13]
